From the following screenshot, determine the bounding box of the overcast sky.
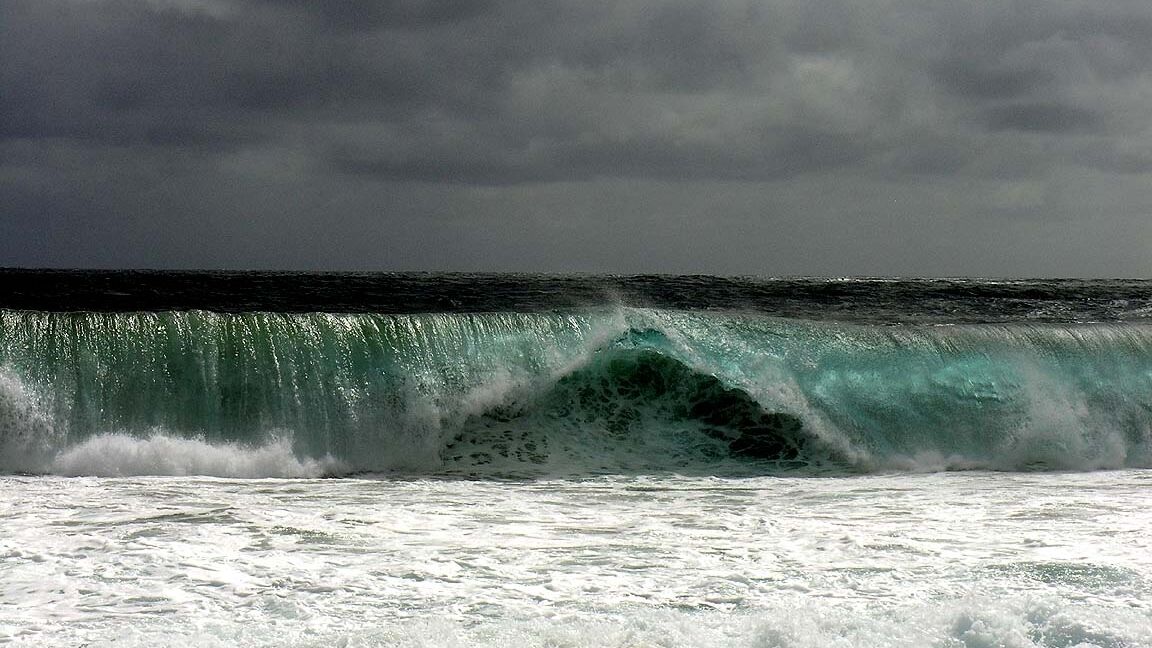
[2,0,1151,275]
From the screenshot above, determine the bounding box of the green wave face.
[1,309,1150,475]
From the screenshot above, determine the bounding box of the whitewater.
[1,273,1150,647]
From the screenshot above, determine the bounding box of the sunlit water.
[3,471,1150,647]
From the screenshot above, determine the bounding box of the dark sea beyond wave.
[1,270,1151,477]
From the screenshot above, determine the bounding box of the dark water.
[3,269,1151,324]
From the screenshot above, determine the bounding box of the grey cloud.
[0,183,56,265]
[933,61,1055,101]
[983,103,1100,134]
[330,125,867,185]
[1,0,396,147]
[5,0,1149,158]
[1070,141,1152,175]
[781,2,859,55]
[246,0,495,30]
[3,0,1152,274]
[875,134,975,178]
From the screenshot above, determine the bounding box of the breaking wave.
[1,309,1150,477]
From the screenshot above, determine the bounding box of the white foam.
[2,471,1150,646]
[0,368,60,472]
[996,361,1130,471]
[49,432,345,478]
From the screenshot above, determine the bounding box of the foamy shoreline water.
[2,471,1149,647]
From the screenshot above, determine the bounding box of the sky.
[2,0,1152,276]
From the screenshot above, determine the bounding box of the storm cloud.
[2,0,1151,274]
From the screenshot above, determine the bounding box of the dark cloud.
[983,103,1100,134]
[0,0,405,147]
[1071,141,1152,175]
[329,123,867,185]
[247,0,494,30]
[2,0,1152,274]
[0,183,56,264]
[933,61,1055,101]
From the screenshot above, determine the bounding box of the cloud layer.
[3,0,1151,274]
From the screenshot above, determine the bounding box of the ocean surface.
[1,271,1150,647]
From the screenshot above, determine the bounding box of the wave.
[1,309,1150,477]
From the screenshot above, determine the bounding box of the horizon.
[4,266,1152,281]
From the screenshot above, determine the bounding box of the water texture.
[2,273,1150,647]
[1,306,1150,477]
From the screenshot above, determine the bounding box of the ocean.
[1,271,1150,647]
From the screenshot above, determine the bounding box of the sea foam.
[49,432,344,478]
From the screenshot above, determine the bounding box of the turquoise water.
[2,308,1150,476]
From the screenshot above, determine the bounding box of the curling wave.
[1,309,1150,476]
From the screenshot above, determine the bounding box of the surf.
[1,308,1150,477]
